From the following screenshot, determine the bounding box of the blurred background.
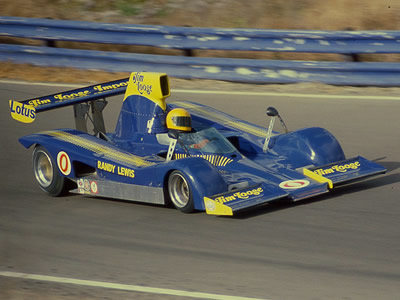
[2,0,399,30]
[1,0,399,82]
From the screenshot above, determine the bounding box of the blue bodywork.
[15,72,386,215]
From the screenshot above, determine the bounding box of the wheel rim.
[169,173,190,209]
[33,150,54,188]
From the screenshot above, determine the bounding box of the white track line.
[173,89,400,101]
[0,80,82,89]
[0,271,268,300]
[1,79,399,101]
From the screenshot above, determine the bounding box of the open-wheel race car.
[9,72,386,216]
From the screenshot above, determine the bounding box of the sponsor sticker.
[132,72,153,96]
[9,100,36,123]
[84,179,90,192]
[93,80,128,92]
[279,179,310,190]
[76,179,98,195]
[90,181,98,194]
[57,151,71,176]
[97,160,135,178]
[313,161,361,176]
[78,179,84,188]
[213,187,264,204]
[28,98,51,107]
[77,179,85,194]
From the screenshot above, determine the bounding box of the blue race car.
[9,72,386,215]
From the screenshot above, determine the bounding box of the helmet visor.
[173,116,191,128]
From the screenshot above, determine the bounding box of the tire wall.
[162,157,228,211]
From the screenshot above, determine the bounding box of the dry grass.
[1,0,399,83]
[0,62,130,83]
[2,0,399,30]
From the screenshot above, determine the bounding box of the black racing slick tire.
[167,170,194,213]
[32,145,68,196]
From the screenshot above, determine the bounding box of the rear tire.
[167,170,194,213]
[32,145,68,196]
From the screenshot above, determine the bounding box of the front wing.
[303,156,386,189]
[204,183,288,216]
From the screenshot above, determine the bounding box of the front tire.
[167,170,194,213]
[32,145,68,196]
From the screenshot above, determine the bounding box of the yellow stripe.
[173,153,233,167]
[303,168,333,189]
[44,131,234,168]
[176,102,268,138]
[43,131,153,167]
[220,157,228,166]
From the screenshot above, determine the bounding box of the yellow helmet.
[166,108,192,132]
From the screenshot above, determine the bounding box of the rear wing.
[18,78,128,112]
[10,77,129,133]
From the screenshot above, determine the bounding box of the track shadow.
[376,160,400,173]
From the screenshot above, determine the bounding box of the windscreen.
[177,127,237,155]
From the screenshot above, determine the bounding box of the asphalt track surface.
[1,81,399,300]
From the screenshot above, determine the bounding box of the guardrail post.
[43,18,56,48]
[44,40,56,48]
[343,27,360,62]
[183,25,194,57]
[183,48,193,57]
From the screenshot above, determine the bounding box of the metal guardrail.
[1,16,400,86]
[2,16,400,54]
[2,44,399,86]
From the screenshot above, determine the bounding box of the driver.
[166,108,209,149]
[166,108,192,132]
